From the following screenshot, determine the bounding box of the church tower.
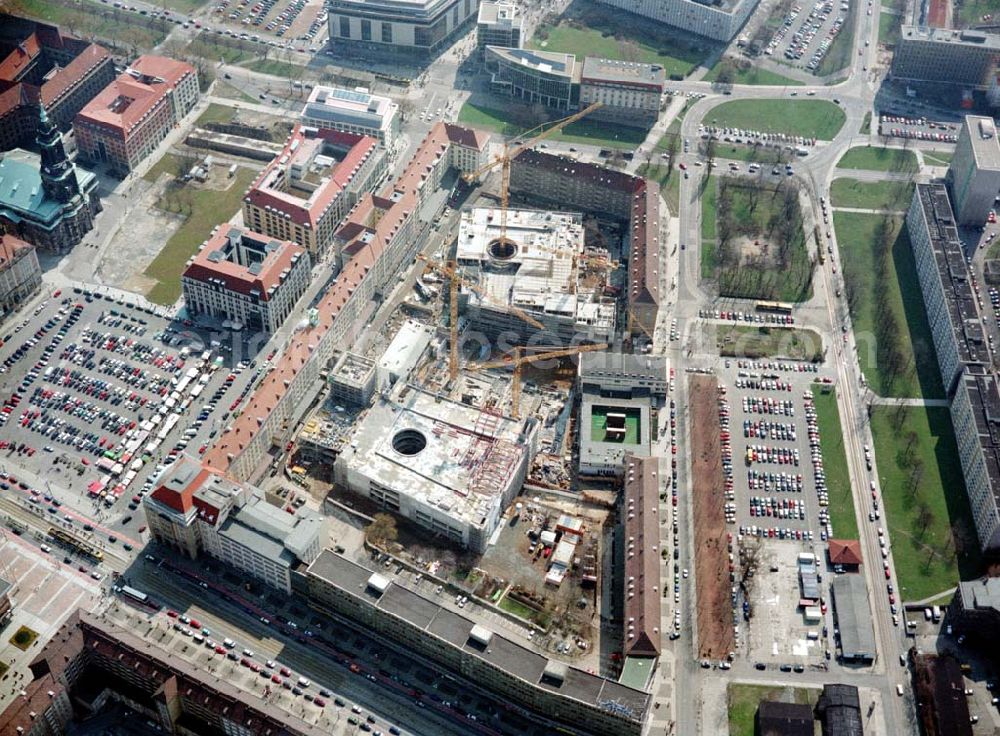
[36,105,80,204]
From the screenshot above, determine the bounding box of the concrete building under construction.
[335,384,539,552]
[456,206,616,344]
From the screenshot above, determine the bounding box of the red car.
[280,667,292,677]
[167,610,179,618]
[189,619,202,630]
[215,645,227,654]
[52,290,61,297]
[678,162,687,170]
[884,569,891,579]
[271,674,282,684]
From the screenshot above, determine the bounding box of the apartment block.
[593,0,761,42]
[947,115,1000,226]
[892,26,1000,88]
[0,233,41,317]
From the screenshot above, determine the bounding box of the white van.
[297,676,311,688]
[223,638,236,648]
[193,634,205,644]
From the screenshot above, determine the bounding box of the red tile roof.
[623,453,662,657]
[0,233,32,266]
[629,180,661,309]
[183,227,305,302]
[0,33,41,82]
[244,125,377,229]
[150,461,211,514]
[127,54,193,89]
[828,539,863,566]
[39,43,110,109]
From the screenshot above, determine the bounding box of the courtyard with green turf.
[704,99,846,140]
[591,406,642,444]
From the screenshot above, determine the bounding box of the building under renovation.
[335,384,539,552]
[456,207,616,344]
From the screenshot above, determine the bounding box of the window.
[380,22,393,42]
[339,16,350,37]
[361,19,371,41]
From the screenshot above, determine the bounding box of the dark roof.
[757,700,814,736]
[815,684,863,736]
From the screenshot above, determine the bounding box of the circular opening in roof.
[487,237,518,261]
[392,428,427,456]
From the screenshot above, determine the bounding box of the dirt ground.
[690,375,736,660]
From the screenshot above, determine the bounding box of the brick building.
[0,233,42,317]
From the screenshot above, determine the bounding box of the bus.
[47,527,104,562]
[120,585,148,604]
[755,300,794,315]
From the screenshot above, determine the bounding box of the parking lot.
[0,289,267,542]
[762,0,851,72]
[877,113,960,144]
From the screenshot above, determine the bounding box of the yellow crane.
[462,102,602,251]
[416,254,545,381]
[468,343,609,419]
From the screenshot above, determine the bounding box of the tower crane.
[416,254,545,381]
[468,343,609,419]
[462,102,602,251]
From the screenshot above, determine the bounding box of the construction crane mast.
[463,102,602,250]
[416,254,545,382]
[469,343,609,419]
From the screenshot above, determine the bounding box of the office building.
[0,609,330,735]
[814,684,863,736]
[242,124,386,258]
[622,454,661,658]
[0,575,11,629]
[301,85,400,149]
[0,233,41,318]
[892,26,1000,88]
[0,17,114,151]
[335,384,536,552]
[593,0,760,42]
[907,183,1000,554]
[950,577,1000,640]
[0,107,101,253]
[579,352,669,399]
[182,225,311,335]
[305,550,650,735]
[830,574,876,662]
[477,1,522,56]
[509,150,663,335]
[205,122,490,482]
[327,0,479,58]
[580,58,665,127]
[485,46,578,110]
[455,207,616,344]
[947,115,1000,226]
[74,56,199,176]
[328,351,378,406]
[143,455,324,592]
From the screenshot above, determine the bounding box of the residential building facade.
[0,233,41,318]
[485,46,578,110]
[0,107,101,253]
[580,58,665,127]
[593,0,761,42]
[892,26,1000,88]
[74,56,199,176]
[947,115,1000,226]
[0,17,114,151]
[182,225,311,334]
[301,85,400,150]
[326,0,479,58]
[476,1,522,56]
[242,124,386,257]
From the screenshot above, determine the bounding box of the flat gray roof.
[963,116,1000,171]
[217,516,296,567]
[581,57,665,89]
[900,25,1000,49]
[831,574,876,661]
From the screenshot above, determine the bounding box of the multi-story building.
[476,1,522,56]
[301,85,400,150]
[0,17,114,151]
[326,0,479,58]
[181,225,311,335]
[0,233,41,318]
[305,550,650,735]
[892,26,1000,89]
[143,455,324,592]
[74,56,198,176]
[509,150,663,336]
[593,0,761,42]
[0,609,330,735]
[950,577,1000,642]
[328,351,378,406]
[204,122,490,482]
[242,124,386,258]
[908,182,1000,555]
[485,46,578,110]
[947,115,1000,226]
[0,575,12,629]
[0,107,101,253]
[622,454,661,658]
[580,58,665,127]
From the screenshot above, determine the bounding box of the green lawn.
[591,406,641,444]
[214,81,259,105]
[817,0,857,74]
[706,99,846,140]
[9,626,38,651]
[186,33,257,64]
[457,102,645,149]
[196,103,239,127]
[717,325,823,361]
[830,179,915,211]
[813,388,858,539]
[953,0,1000,28]
[638,164,681,215]
[656,99,694,153]
[923,150,955,167]
[144,169,259,305]
[871,405,981,601]
[701,176,718,280]
[834,213,943,399]
[712,144,791,164]
[143,153,187,183]
[729,684,819,736]
[246,58,306,78]
[528,10,710,79]
[15,0,168,50]
[861,112,872,135]
[879,10,902,45]
[837,146,918,173]
[704,60,804,86]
